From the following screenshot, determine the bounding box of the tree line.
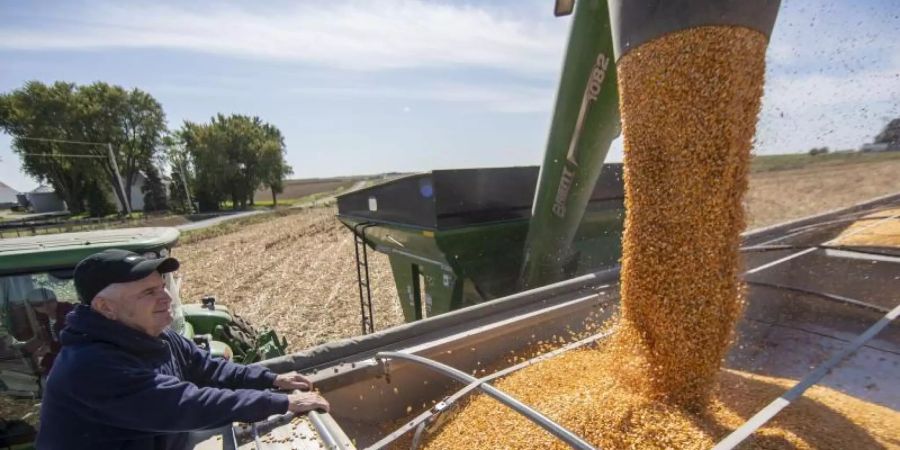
[0,81,292,216]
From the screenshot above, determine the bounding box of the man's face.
[93,271,173,336]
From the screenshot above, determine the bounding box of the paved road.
[175,210,266,231]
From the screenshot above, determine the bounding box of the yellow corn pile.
[830,207,900,248]
[423,345,900,449]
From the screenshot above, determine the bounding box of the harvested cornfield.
[745,159,900,229]
[252,178,359,203]
[172,170,900,355]
[175,207,404,352]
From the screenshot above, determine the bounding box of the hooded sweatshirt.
[36,305,289,450]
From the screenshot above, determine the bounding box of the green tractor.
[0,227,286,448]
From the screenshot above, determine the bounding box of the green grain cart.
[336,165,624,331]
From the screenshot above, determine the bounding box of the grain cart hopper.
[0,227,286,448]
[336,165,624,329]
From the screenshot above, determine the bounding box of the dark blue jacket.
[36,305,289,450]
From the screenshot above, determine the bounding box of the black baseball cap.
[74,249,180,305]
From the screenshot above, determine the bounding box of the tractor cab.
[0,227,285,448]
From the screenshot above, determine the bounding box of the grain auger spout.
[519,0,621,290]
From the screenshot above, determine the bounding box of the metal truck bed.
[207,192,900,449]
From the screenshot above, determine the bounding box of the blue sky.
[1,0,898,192]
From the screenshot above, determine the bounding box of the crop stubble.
[175,207,403,352]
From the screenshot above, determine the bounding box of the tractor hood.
[0,227,180,276]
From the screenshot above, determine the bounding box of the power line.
[16,136,106,157]
[20,153,107,159]
[17,136,109,146]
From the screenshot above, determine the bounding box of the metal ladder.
[353,223,377,334]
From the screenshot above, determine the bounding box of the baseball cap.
[74,249,180,305]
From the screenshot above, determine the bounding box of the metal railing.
[0,215,149,238]
[373,351,597,450]
[367,330,614,450]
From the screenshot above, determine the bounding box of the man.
[36,249,329,449]
[25,287,74,377]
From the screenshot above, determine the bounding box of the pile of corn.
[424,346,900,449]
[830,207,900,248]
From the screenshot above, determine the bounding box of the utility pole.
[107,143,131,214]
[178,159,194,213]
[19,137,133,215]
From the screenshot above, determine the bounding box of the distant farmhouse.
[24,185,67,213]
[0,181,18,209]
[109,171,150,212]
[108,171,171,212]
[860,143,892,152]
[5,172,167,214]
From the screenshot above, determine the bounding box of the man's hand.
[287,391,330,414]
[273,371,313,391]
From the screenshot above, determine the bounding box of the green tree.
[78,83,167,211]
[178,115,291,211]
[141,165,169,212]
[259,138,293,206]
[0,81,167,216]
[167,167,192,213]
[85,179,117,217]
[179,120,227,211]
[874,118,900,147]
[162,134,194,213]
[0,82,97,213]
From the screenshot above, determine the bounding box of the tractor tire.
[229,312,268,352]
[232,313,261,337]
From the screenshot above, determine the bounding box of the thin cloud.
[2,0,896,157]
[290,82,553,113]
[0,0,566,74]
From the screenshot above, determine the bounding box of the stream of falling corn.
[613,24,766,409]
[425,26,779,449]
